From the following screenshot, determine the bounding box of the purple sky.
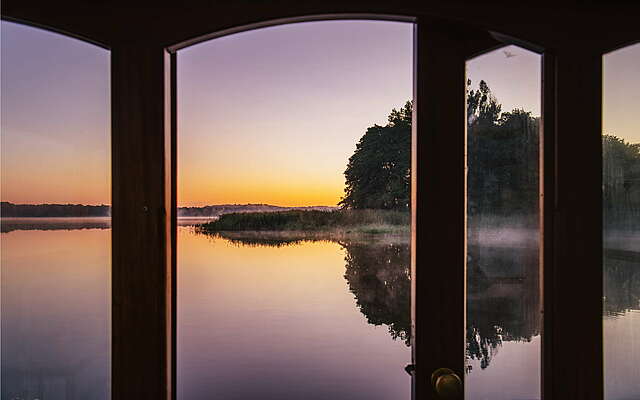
[1,20,637,206]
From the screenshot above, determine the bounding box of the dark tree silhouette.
[466,80,540,219]
[0,202,110,217]
[339,101,412,210]
[604,250,640,315]
[340,81,542,216]
[603,135,640,229]
[341,241,412,345]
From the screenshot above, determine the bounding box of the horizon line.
[0,201,339,208]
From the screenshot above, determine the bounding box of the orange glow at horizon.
[178,176,344,207]
[1,138,110,205]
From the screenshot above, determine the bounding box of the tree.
[340,81,536,212]
[342,241,411,345]
[467,79,501,128]
[466,80,540,219]
[341,80,640,223]
[603,134,640,228]
[339,101,412,210]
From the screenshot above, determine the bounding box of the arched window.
[1,20,110,400]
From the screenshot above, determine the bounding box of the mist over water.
[605,230,640,252]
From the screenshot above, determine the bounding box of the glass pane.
[177,21,413,399]
[603,42,640,400]
[465,45,541,400]
[1,22,111,399]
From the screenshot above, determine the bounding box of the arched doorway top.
[167,13,416,52]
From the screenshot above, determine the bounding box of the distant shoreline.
[1,202,110,218]
[0,216,222,233]
[0,202,337,218]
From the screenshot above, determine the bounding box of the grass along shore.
[196,209,410,236]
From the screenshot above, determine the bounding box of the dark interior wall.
[1,2,638,53]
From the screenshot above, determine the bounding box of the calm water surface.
[177,228,411,400]
[1,219,638,399]
[1,224,111,400]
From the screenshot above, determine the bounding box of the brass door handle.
[431,368,462,399]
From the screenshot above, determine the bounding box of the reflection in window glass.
[465,45,541,400]
[603,42,640,400]
[177,21,413,400]
[1,22,111,399]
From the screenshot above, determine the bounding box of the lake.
[1,218,638,399]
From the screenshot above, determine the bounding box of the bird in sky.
[503,50,517,58]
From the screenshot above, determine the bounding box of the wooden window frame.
[3,7,635,399]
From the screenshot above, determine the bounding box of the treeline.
[603,135,640,229]
[338,83,541,214]
[0,202,336,218]
[340,80,639,229]
[1,202,110,217]
[466,80,539,218]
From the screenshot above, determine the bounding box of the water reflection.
[203,230,412,344]
[209,231,544,369]
[604,248,640,316]
[3,222,638,399]
[342,241,411,345]
[178,229,411,400]
[209,229,640,372]
[0,217,110,233]
[467,244,541,370]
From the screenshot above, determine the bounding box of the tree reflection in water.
[604,249,640,316]
[467,245,541,369]
[199,231,639,371]
[341,241,411,345]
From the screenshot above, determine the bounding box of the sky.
[177,21,413,207]
[467,46,541,116]
[604,43,640,142]
[1,21,110,205]
[1,20,638,206]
